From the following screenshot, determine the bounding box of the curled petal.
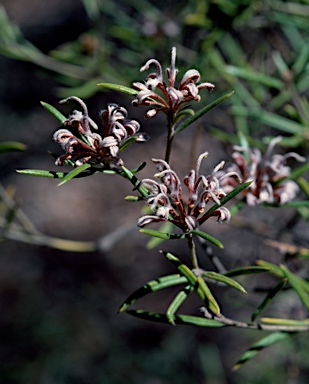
[197,82,215,92]
[179,69,201,88]
[275,181,299,205]
[140,58,163,84]
[213,207,231,223]
[53,129,81,153]
[182,83,199,98]
[137,215,166,227]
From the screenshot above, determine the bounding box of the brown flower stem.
[187,234,199,270]
[164,114,175,163]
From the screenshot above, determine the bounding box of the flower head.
[132,47,215,119]
[221,136,306,206]
[53,97,148,169]
[138,153,240,231]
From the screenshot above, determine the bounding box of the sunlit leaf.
[203,271,246,293]
[118,274,188,313]
[16,169,66,179]
[97,82,138,95]
[261,317,309,326]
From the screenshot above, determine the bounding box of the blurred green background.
[0,0,309,382]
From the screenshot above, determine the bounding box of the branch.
[200,307,309,332]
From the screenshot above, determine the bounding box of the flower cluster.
[138,153,241,231]
[132,47,215,119]
[53,97,147,169]
[221,136,306,206]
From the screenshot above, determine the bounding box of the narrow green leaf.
[166,285,194,325]
[146,222,175,249]
[120,166,149,198]
[191,229,223,248]
[175,91,234,135]
[0,141,26,154]
[201,181,252,222]
[203,271,246,293]
[118,274,188,312]
[233,332,292,371]
[279,200,309,208]
[231,106,304,135]
[281,265,309,310]
[251,279,287,322]
[224,266,271,278]
[97,82,138,95]
[297,178,309,199]
[58,163,92,185]
[174,108,195,124]
[41,101,66,124]
[16,169,66,179]
[225,65,284,89]
[261,317,309,326]
[139,228,186,240]
[126,309,225,328]
[256,260,285,279]
[163,252,220,315]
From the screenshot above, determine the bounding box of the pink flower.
[132,47,215,119]
[138,153,240,231]
[53,97,148,169]
[221,136,306,206]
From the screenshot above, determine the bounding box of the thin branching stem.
[200,307,309,332]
